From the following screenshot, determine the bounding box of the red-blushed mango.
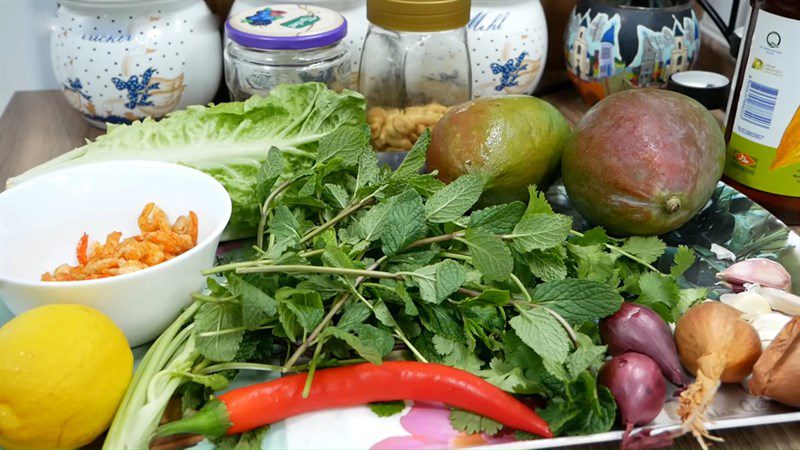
[562,89,725,236]
[427,96,572,206]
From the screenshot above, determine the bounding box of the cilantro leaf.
[369,401,406,417]
[672,287,708,322]
[424,173,484,223]
[620,236,667,265]
[381,189,426,256]
[227,274,277,330]
[509,308,570,363]
[509,213,572,252]
[468,201,525,234]
[462,229,513,281]
[433,335,483,372]
[539,372,616,436]
[392,129,430,181]
[523,185,553,217]
[212,425,270,450]
[567,243,617,282]
[449,409,503,436]
[532,279,623,324]
[569,227,608,246]
[670,245,696,278]
[636,272,680,321]
[566,334,607,379]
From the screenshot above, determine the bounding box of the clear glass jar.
[359,0,471,151]
[224,4,351,101]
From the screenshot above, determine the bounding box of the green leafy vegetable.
[449,409,503,436]
[424,173,483,223]
[369,401,406,417]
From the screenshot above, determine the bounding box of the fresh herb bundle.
[104,126,705,449]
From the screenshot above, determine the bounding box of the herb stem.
[407,232,465,249]
[283,256,388,370]
[256,180,294,250]
[394,332,429,363]
[302,341,324,398]
[300,195,376,244]
[440,251,472,261]
[510,273,533,303]
[237,264,400,279]
[197,324,274,338]
[190,293,239,304]
[199,362,291,374]
[457,287,482,298]
[542,306,579,346]
[569,230,659,272]
[203,249,325,275]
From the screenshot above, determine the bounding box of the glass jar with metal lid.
[224,4,351,100]
[359,0,472,152]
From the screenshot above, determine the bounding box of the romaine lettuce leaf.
[8,83,366,239]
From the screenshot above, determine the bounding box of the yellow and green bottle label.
[725,11,800,197]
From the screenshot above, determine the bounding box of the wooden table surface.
[1,90,798,449]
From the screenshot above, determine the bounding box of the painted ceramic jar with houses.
[564,0,700,105]
[468,0,548,97]
[51,0,222,128]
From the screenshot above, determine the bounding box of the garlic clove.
[716,258,792,292]
[720,291,772,321]
[746,284,800,316]
[749,312,792,349]
[710,243,736,261]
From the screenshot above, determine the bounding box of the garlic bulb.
[746,284,800,316]
[716,258,792,292]
[750,313,792,349]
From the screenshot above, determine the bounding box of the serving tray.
[187,180,800,450]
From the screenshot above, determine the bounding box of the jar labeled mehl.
[359,0,472,152]
[224,4,351,100]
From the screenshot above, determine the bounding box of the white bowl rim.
[0,160,232,288]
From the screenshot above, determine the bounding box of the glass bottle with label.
[724,0,799,224]
[359,0,472,152]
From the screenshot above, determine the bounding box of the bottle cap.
[227,4,347,50]
[667,71,730,110]
[367,0,470,32]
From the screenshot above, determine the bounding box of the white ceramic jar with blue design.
[468,0,548,97]
[51,0,222,128]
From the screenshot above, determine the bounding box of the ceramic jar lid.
[226,4,348,50]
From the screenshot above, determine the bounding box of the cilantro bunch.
[105,126,705,449]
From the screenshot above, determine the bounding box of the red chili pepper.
[156,361,552,439]
[76,233,89,266]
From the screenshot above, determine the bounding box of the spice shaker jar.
[224,4,351,101]
[51,0,222,128]
[359,0,472,151]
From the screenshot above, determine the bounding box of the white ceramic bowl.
[0,161,231,346]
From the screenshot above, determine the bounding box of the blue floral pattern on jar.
[112,68,160,110]
[490,51,528,91]
[244,8,287,27]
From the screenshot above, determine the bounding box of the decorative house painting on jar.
[563,0,700,105]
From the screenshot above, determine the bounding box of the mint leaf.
[195,301,244,362]
[323,183,349,209]
[566,334,607,378]
[316,124,370,166]
[419,304,465,343]
[322,247,354,269]
[523,185,553,217]
[255,147,284,203]
[369,401,406,417]
[373,299,397,327]
[357,202,390,242]
[337,301,371,332]
[449,409,503,436]
[509,213,572,252]
[227,274,277,329]
[321,327,384,365]
[356,324,394,357]
[510,308,570,363]
[462,229,513,281]
[461,289,510,308]
[532,279,623,324]
[268,205,301,250]
[424,173,483,223]
[468,201,525,234]
[276,288,324,341]
[670,245,696,278]
[433,335,483,372]
[620,236,667,265]
[540,371,616,436]
[392,129,430,181]
[381,189,426,256]
[354,150,381,195]
[527,248,568,281]
[408,174,446,197]
[409,260,466,304]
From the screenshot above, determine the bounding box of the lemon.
[0,304,133,449]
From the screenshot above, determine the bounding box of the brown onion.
[749,316,800,408]
[674,302,762,449]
